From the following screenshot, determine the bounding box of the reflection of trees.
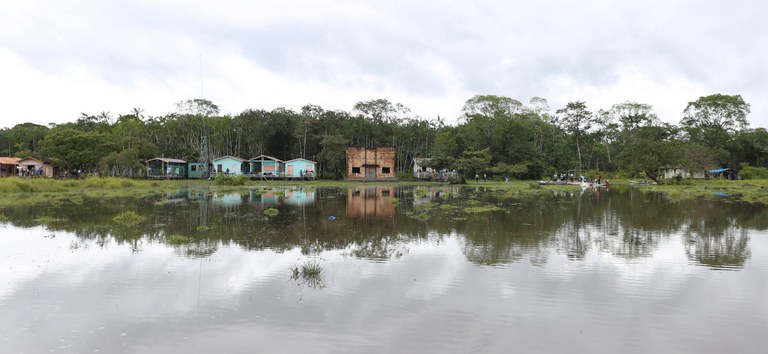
[682,213,751,269]
[0,186,762,269]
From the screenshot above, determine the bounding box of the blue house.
[187,162,209,179]
[284,158,317,179]
[249,155,284,178]
[212,156,248,175]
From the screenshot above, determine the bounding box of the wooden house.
[187,162,209,179]
[284,158,316,179]
[213,156,249,175]
[18,157,54,178]
[249,155,284,178]
[0,157,20,177]
[346,147,397,181]
[146,158,187,178]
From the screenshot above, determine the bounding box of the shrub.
[739,163,768,180]
[215,174,248,186]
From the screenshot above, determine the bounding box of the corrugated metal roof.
[708,168,734,173]
[0,157,21,165]
[285,158,316,164]
[146,157,187,164]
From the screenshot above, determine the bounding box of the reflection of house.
[146,158,187,178]
[0,157,20,177]
[18,157,54,177]
[346,186,395,218]
[212,192,245,207]
[249,155,285,178]
[346,147,397,181]
[284,189,316,206]
[660,167,706,180]
[213,156,249,175]
[249,189,279,206]
[285,158,316,179]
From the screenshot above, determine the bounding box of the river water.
[1,185,766,353]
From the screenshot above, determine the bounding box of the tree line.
[0,94,761,182]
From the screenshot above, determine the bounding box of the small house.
[213,156,249,175]
[660,167,706,180]
[0,157,20,177]
[249,155,284,178]
[346,147,397,181]
[187,162,209,179]
[284,158,316,179]
[413,158,435,179]
[708,168,738,180]
[146,157,187,178]
[18,157,54,178]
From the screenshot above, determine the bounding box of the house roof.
[0,157,21,165]
[146,157,187,164]
[285,158,316,164]
[250,155,284,162]
[708,168,735,173]
[213,155,246,162]
[18,157,44,164]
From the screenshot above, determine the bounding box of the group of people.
[19,167,44,178]
[553,172,605,185]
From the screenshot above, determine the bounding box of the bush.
[215,173,248,186]
[739,163,768,180]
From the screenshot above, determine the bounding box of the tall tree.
[555,101,594,170]
[680,94,750,150]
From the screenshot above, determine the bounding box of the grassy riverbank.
[2,177,768,206]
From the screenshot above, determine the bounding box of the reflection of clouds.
[3,224,768,353]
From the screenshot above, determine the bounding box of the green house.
[146,158,187,179]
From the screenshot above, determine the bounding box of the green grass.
[291,260,324,278]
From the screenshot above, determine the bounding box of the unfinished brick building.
[346,147,397,181]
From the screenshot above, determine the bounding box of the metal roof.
[0,157,21,165]
[146,157,187,164]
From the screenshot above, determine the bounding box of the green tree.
[680,94,750,150]
[39,128,116,169]
[556,101,595,170]
[317,134,349,180]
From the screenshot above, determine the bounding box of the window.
[382,167,391,174]
[352,167,361,174]
[191,165,197,172]
[382,190,391,197]
[217,164,223,172]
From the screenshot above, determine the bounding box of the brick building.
[346,147,397,181]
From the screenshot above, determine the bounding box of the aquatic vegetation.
[215,174,248,186]
[392,198,399,206]
[167,234,194,245]
[33,216,68,224]
[464,205,503,213]
[112,211,145,225]
[414,188,429,197]
[195,225,213,232]
[290,260,325,289]
[264,207,280,217]
[0,213,7,222]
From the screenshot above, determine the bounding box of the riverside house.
[284,158,316,179]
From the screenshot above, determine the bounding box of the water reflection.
[0,186,763,270]
[346,186,395,218]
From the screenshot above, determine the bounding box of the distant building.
[212,156,248,176]
[660,167,706,180]
[284,158,316,179]
[18,157,54,178]
[0,157,20,177]
[146,157,187,178]
[346,147,397,181]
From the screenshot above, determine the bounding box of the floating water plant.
[167,234,194,245]
[263,207,280,217]
[112,211,145,225]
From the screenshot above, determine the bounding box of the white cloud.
[0,0,766,128]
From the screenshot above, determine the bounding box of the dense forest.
[0,93,763,181]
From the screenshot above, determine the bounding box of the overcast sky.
[1,0,766,129]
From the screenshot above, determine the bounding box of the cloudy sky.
[0,0,765,129]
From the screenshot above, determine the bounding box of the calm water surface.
[1,186,767,353]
